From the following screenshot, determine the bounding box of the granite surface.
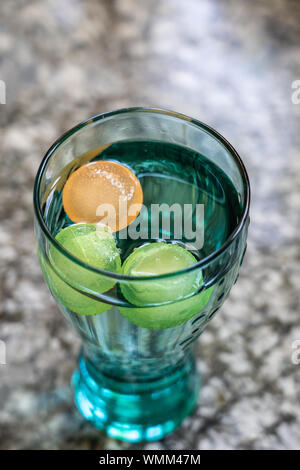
[0,0,300,450]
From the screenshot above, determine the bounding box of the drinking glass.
[33,108,250,442]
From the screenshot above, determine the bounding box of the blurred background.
[0,0,300,450]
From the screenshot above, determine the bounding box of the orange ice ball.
[62,160,143,232]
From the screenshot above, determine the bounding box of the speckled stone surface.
[1,0,300,450]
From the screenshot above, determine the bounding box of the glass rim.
[33,106,250,281]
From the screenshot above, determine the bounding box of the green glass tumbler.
[33,108,250,442]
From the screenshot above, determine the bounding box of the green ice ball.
[39,223,121,315]
[119,242,212,329]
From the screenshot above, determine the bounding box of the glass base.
[71,355,200,443]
